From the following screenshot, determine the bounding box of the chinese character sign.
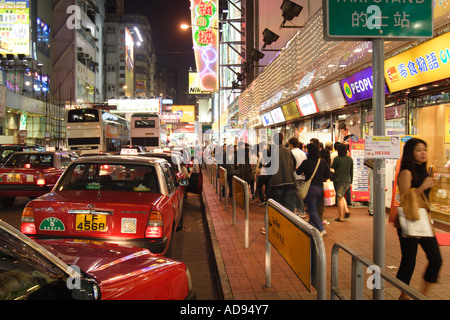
[325,0,433,39]
[191,0,219,92]
[384,31,450,92]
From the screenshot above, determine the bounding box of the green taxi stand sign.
[323,0,433,41]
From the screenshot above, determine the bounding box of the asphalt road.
[0,193,222,300]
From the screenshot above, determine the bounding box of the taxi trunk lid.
[32,191,163,239]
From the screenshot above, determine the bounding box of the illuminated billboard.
[172,105,195,122]
[190,0,218,92]
[0,0,30,55]
[189,71,212,94]
[125,27,134,97]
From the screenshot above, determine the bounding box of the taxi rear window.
[4,154,53,168]
[57,163,160,193]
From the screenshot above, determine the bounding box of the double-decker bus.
[130,113,167,151]
[66,108,129,155]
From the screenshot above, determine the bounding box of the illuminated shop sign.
[0,0,30,55]
[191,0,218,92]
[270,107,285,124]
[281,101,301,121]
[340,67,389,104]
[384,31,450,93]
[261,112,274,127]
[295,94,319,117]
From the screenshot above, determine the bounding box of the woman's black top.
[296,158,330,187]
[412,162,430,199]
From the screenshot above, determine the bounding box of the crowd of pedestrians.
[213,132,356,238]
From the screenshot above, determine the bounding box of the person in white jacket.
[288,137,307,217]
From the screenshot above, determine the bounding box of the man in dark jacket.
[267,132,296,212]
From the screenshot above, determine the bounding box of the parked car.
[0,220,193,300]
[0,151,78,207]
[21,156,186,256]
[139,151,202,197]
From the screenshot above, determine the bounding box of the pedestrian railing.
[265,199,327,300]
[232,175,250,248]
[218,166,228,210]
[331,242,429,300]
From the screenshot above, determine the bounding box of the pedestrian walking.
[331,143,353,222]
[296,143,330,236]
[256,142,271,206]
[395,138,442,299]
[288,137,307,217]
[268,132,296,212]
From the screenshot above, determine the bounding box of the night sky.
[123,0,196,71]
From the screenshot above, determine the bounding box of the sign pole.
[372,38,386,300]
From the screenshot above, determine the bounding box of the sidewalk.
[201,172,450,300]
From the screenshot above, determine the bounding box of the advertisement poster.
[365,136,401,159]
[0,0,30,55]
[349,139,369,202]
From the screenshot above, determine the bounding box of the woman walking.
[296,143,330,237]
[396,138,442,299]
[331,143,353,222]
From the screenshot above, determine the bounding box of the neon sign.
[191,0,218,92]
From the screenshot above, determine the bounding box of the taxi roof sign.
[120,148,138,155]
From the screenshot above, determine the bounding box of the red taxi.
[21,156,185,256]
[0,151,78,207]
[0,220,193,300]
[139,151,203,198]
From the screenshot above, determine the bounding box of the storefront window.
[411,97,450,222]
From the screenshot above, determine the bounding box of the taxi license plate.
[76,214,107,231]
[7,174,21,183]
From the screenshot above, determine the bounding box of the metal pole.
[265,202,271,288]
[372,38,386,300]
[244,181,249,249]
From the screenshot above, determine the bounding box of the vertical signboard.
[349,139,369,202]
[0,0,30,55]
[125,27,134,97]
[191,0,219,92]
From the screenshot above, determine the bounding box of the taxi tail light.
[145,210,163,238]
[21,205,36,235]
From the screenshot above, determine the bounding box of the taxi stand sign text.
[324,0,433,40]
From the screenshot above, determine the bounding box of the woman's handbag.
[323,179,336,206]
[396,188,434,238]
[397,207,434,238]
[298,160,320,200]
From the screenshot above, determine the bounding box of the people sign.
[323,0,433,40]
